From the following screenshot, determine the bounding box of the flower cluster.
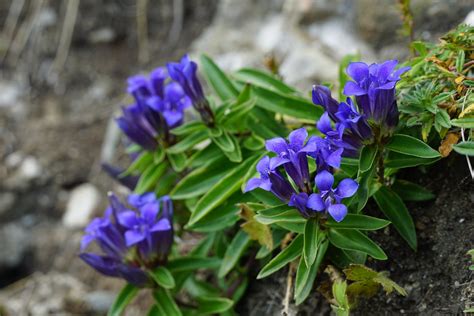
[313,60,409,157]
[79,192,173,287]
[245,128,358,222]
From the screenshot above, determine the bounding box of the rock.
[465,11,474,26]
[83,291,116,313]
[0,223,30,270]
[0,192,15,218]
[88,27,117,44]
[62,183,101,228]
[18,156,42,180]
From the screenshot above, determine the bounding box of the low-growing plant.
[78,25,473,315]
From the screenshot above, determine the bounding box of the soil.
[238,155,473,315]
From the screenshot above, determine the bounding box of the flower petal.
[315,170,334,192]
[125,229,146,247]
[328,204,348,222]
[336,178,359,198]
[317,112,333,135]
[265,137,288,155]
[307,193,325,211]
[244,178,271,192]
[343,81,367,96]
[117,211,139,228]
[288,128,308,149]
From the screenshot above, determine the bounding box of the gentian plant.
[82,38,456,313]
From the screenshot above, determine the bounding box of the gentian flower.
[167,55,215,125]
[312,85,340,122]
[306,170,358,222]
[317,112,362,158]
[309,136,343,172]
[117,67,191,150]
[265,128,317,192]
[244,156,295,201]
[343,60,410,132]
[79,192,173,287]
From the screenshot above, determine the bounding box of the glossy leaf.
[218,230,252,277]
[359,145,377,173]
[167,152,187,172]
[233,68,296,94]
[166,130,208,154]
[171,121,206,136]
[303,218,320,266]
[107,284,138,316]
[451,118,474,128]
[392,180,435,201]
[386,134,441,158]
[120,151,153,176]
[200,55,238,101]
[152,288,182,316]
[257,234,303,279]
[326,214,390,230]
[385,151,440,169]
[373,186,417,250]
[196,297,234,314]
[328,228,387,260]
[254,205,305,225]
[453,141,474,156]
[134,163,167,194]
[188,156,259,226]
[149,266,175,289]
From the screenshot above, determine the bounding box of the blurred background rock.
[0,0,471,314]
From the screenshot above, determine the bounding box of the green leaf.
[295,237,328,305]
[152,288,182,316]
[356,164,376,212]
[167,131,208,154]
[435,110,451,129]
[167,257,221,273]
[107,284,138,316]
[451,118,474,128]
[171,157,231,200]
[220,98,256,126]
[134,163,168,194]
[200,55,238,101]
[384,151,440,169]
[196,297,234,314]
[453,141,474,156]
[171,121,206,136]
[456,50,465,73]
[233,68,296,94]
[386,134,440,158]
[359,145,377,173]
[120,151,153,177]
[256,229,287,259]
[391,179,435,201]
[184,277,220,298]
[189,156,259,226]
[210,129,235,152]
[257,234,303,279]
[243,133,265,151]
[167,152,187,172]
[303,218,320,266]
[326,214,390,230]
[218,230,252,277]
[328,229,387,260]
[251,86,322,121]
[373,186,417,250]
[254,205,305,225]
[149,266,175,289]
[240,204,273,250]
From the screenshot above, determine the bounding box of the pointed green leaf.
[120,151,153,177]
[254,205,305,225]
[189,156,259,226]
[328,229,387,260]
[200,55,238,101]
[134,163,168,194]
[326,214,390,230]
[359,145,377,173]
[392,179,435,201]
[303,218,320,266]
[373,186,417,250]
[385,151,440,169]
[453,141,474,156]
[218,230,252,277]
[386,134,441,158]
[295,238,328,305]
[171,121,206,136]
[451,118,474,128]
[167,152,187,172]
[149,266,175,289]
[233,68,296,94]
[257,234,303,279]
[107,284,138,316]
[167,131,208,154]
[196,297,234,314]
[152,288,182,316]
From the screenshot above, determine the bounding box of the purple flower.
[312,85,340,122]
[79,192,174,287]
[167,55,215,125]
[317,112,361,158]
[265,128,317,192]
[244,156,295,201]
[343,60,409,132]
[309,136,343,172]
[306,170,358,222]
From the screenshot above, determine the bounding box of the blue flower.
[167,55,215,125]
[79,192,173,287]
[312,85,340,122]
[244,156,295,202]
[265,128,317,192]
[343,60,410,131]
[306,170,358,222]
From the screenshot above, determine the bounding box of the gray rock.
[84,291,116,313]
[88,27,117,44]
[0,192,15,218]
[0,223,30,269]
[62,183,101,228]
